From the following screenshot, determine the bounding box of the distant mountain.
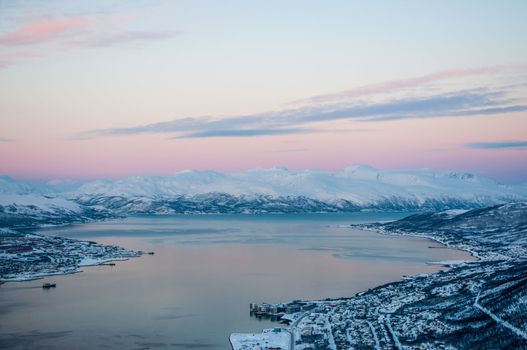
[0,176,108,228]
[1,165,526,220]
[0,175,51,195]
[69,165,525,201]
[67,165,527,214]
[0,193,111,228]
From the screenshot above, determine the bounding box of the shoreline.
[231,204,527,349]
[0,227,142,283]
[360,224,481,261]
[2,215,473,286]
[1,257,135,283]
[3,205,525,349]
[0,211,414,283]
[2,215,467,286]
[229,225,479,350]
[228,224,493,350]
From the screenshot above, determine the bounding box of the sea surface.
[0,213,474,349]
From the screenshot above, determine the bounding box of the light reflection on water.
[0,213,473,349]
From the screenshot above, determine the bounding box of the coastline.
[1,257,136,283]
[0,211,416,283]
[1,213,470,288]
[229,225,477,350]
[229,206,527,349]
[3,205,526,349]
[0,227,141,283]
[359,224,481,261]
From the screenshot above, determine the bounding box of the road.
[286,312,308,350]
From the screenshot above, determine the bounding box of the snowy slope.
[0,192,115,228]
[382,202,527,258]
[70,165,525,201]
[0,175,52,195]
[1,165,526,216]
[66,165,527,213]
[0,194,81,213]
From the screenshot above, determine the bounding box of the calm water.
[0,213,473,349]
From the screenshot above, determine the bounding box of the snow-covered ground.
[2,165,527,217]
[230,328,291,350]
[0,194,82,214]
[232,203,527,349]
[0,229,141,282]
[68,165,527,204]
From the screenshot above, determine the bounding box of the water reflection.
[0,213,473,349]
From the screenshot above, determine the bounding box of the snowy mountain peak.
[1,166,526,215]
[174,169,222,176]
[442,171,486,183]
[70,165,526,211]
[343,164,378,173]
[0,175,50,195]
[247,166,291,173]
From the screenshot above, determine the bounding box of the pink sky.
[0,1,526,183]
[1,112,526,183]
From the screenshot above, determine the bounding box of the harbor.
[249,301,316,321]
[232,301,339,350]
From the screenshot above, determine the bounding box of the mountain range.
[1,165,526,226]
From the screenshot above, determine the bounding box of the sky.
[0,0,526,183]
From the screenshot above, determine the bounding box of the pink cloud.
[291,64,527,105]
[0,17,93,46]
[0,13,175,69]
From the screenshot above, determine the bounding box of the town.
[0,228,141,282]
[230,204,527,350]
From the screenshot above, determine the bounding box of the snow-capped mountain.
[67,165,527,213]
[1,165,526,220]
[0,193,113,228]
[0,176,108,228]
[0,175,52,195]
[71,165,524,202]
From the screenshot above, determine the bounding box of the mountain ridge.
[1,165,526,219]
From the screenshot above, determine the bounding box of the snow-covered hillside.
[1,165,526,217]
[233,203,527,350]
[0,193,112,228]
[0,176,110,227]
[67,165,527,213]
[0,175,51,195]
[70,165,525,202]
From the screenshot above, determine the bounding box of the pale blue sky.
[0,1,526,181]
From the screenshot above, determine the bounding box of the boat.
[42,282,56,289]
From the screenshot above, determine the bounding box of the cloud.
[0,137,14,142]
[173,128,312,138]
[0,13,179,68]
[78,88,527,139]
[66,30,180,48]
[282,90,513,124]
[465,140,527,150]
[289,64,527,106]
[0,17,93,46]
